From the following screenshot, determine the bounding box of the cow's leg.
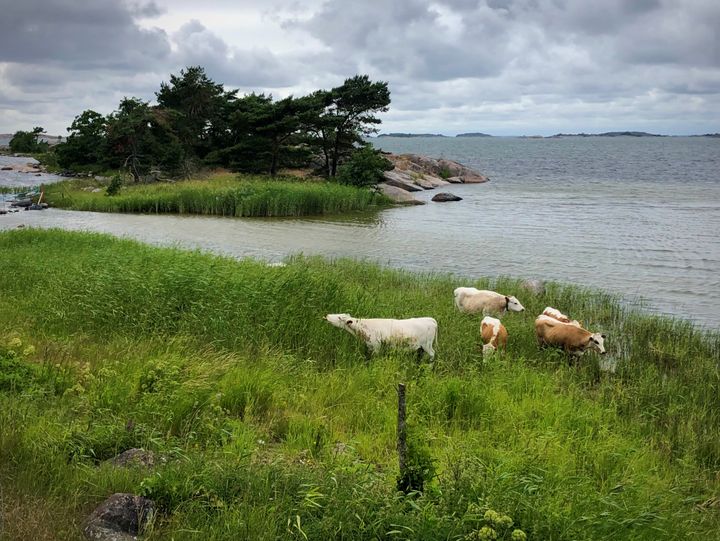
[363,343,372,365]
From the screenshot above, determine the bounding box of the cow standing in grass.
[325,313,437,361]
[480,316,508,356]
[535,314,606,356]
[454,287,525,316]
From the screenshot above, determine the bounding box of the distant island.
[455,132,492,137]
[377,133,446,138]
[550,131,664,138]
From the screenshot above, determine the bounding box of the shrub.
[336,144,393,188]
[106,174,124,196]
[397,430,436,493]
[437,165,452,179]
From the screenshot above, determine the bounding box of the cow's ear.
[601,334,606,339]
[505,296,510,302]
[346,319,354,326]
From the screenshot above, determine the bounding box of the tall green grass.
[43,174,390,217]
[1,229,719,540]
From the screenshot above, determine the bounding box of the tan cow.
[541,307,582,327]
[480,316,508,355]
[535,314,606,356]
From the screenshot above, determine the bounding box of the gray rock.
[521,279,545,295]
[377,183,425,205]
[445,176,464,184]
[412,176,436,190]
[383,170,422,192]
[459,173,489,184]
[92,188,104,193]
[109,448,157,468]
[431,192,463,202]
[421,175,450,187]
[83,493,155,541]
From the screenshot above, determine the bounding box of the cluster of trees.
[41,67,392,185]
[8,127,49,153]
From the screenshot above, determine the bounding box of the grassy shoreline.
[1,229,719,540]
[42,174,391,217]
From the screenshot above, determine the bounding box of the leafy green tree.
[104,98,185,181]
[55,110,107,169]
[156,66,237,158]
[336,144,393,187]
[9,127,48,153]
[307,75,390,177]
[210,93,317,176]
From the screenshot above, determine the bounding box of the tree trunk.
[270,141,279,177]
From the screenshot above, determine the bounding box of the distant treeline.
[377,132,492,138]
[9,67,392,184]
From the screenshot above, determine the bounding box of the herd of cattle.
[325,286,607,361]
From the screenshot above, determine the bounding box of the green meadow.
[43,174,390,218]
[1,229,719,540]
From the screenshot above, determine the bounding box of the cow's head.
[584,332,606,354]
[325,313,356,332]
[506,295,525,312]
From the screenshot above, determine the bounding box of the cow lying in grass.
[480,316,508,356]
[454,287,525,316]
[325,313,437,361]
[535,313,606,357]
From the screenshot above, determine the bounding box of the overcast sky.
[1,0,718,136]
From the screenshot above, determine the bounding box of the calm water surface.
[1,137,718,328]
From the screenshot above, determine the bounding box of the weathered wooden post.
[397,383,407,481]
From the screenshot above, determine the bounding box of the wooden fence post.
[397,383,407,478]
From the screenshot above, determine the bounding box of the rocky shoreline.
[378,153,488,204]
[0,159,45,175]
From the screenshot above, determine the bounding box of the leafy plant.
[106,174,124,196]
[336,144,393,188]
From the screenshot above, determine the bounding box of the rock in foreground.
[83,493,155,541]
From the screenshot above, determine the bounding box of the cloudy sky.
[1,0,718,136]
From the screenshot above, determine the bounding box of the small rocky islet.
[378,153,488,204]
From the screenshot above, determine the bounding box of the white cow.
[325,313,438,360]
[453,287,525,316]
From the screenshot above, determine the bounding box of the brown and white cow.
[480,316,508,355]
[535,314,606,356]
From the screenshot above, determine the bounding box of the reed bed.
[1,229,719,540]
[43,174,389,217]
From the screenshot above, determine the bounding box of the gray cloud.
[170,20,297,87]
[0,0,718,135]
[0,0,171,70]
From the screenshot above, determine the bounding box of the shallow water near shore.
[0,154,64,188]
[1,136,719,328]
